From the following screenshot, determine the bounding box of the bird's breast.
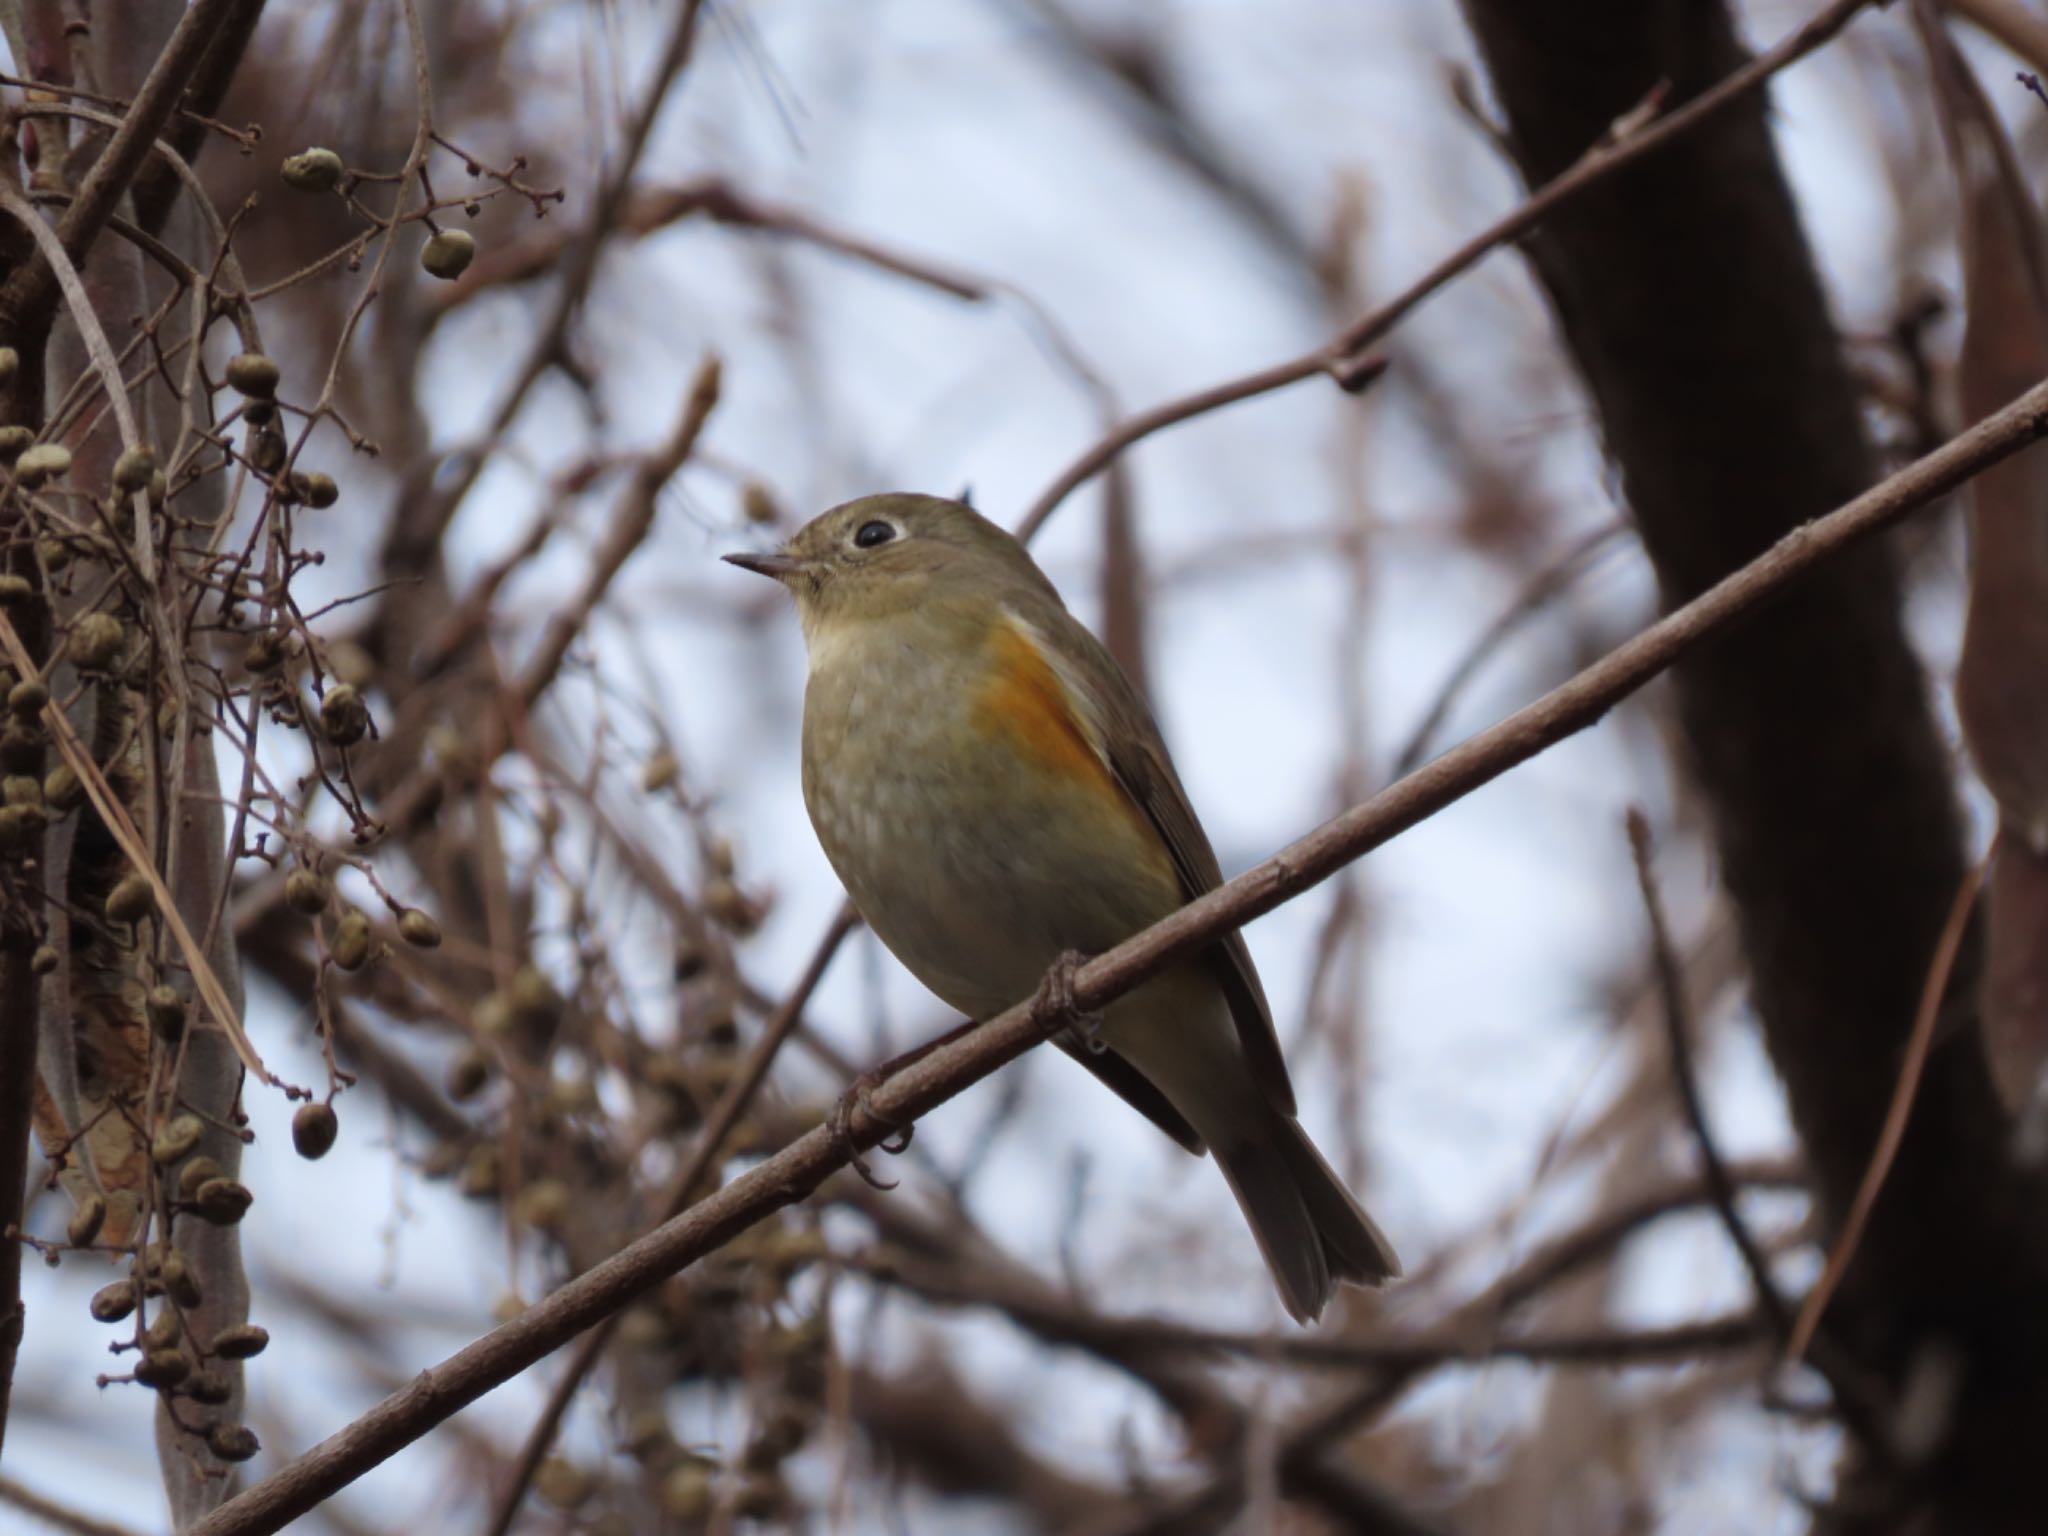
[799,618,1177,1017]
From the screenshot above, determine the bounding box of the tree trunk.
[1459,2,2048,1528]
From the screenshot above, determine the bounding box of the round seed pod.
[36,537,70,572]
[397,907,441,948]
[148,468,167,507]
[207,1423,260,1462]
[225,352,279,399]
[472,992,511,1038]
[133,1347,190,1390]
[243,631,285,674]
[291,1102,338,1160]
[0,574,31,604]
[0,426,30,461]
[42,765,79,810]
[659,1463,715,1522]
[7,679,46,717]
[742,481,780,525]
[160,1250,203,1309]
[514,1178,570,1232]
[142,1313,179,1357]
[457,1144,499,1198]
[704,879,762,934]
[177,1155,224,1201]
[319,684,368,746]
[210,1322,269,1360]
[14,444,71,487]
[284,868,330,915]
[621,1404,672,1459]
[507,966,562,1035]
[0,805,39,853]
[70,612,126,672]
[545,1075,598,1117]
[249,424,286,475]
[420,228,476,280]
[29,945,56,975]
[445,1046,489,1101]
[66,1194,106,1248]
[616,1309,671,1357]
[0,347,17,386]
[535,1458,594,1512]
[150,1114,204,1165]
[301,471,339,508]
[330,910,372,971]
[112,445,155,494]
[1,776,38,809]
[106,872,156,925]
[416,1139,463,1181]
[89,1281,136,1323]
[185,1370,234,1406]
[192,1178,253,1226]
[640,751,679,793]
[281,146,345,192]
[147,985,186,1042]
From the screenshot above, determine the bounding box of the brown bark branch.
[1627,811,1792,1337]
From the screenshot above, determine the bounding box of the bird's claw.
[828,1069,913,1190]
[1036,949,1105,1054]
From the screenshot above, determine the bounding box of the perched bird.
[727,493,1398,1320]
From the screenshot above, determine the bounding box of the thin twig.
[1013,0,1877,540]
[0,1474,151,1536]
[1784,853,1989,1363]
[1626,809,1793,1337]
[1392,519,1630,777]
[513,356,721,709]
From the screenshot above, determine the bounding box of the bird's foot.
[828,1068,914,1190]
[1035,949,1105,1053]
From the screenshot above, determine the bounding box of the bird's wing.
[1006,609,1298,1119]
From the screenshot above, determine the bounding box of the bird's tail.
[1212,1111,1400,1324]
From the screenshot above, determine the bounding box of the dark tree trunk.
[1460,2,2048,1528]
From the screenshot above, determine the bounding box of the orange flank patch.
[975,620,1119,794]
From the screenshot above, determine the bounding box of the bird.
[726,492,1398,1321]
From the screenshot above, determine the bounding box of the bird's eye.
[854,520,896,549]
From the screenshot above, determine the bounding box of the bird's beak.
[723,549,805,582]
